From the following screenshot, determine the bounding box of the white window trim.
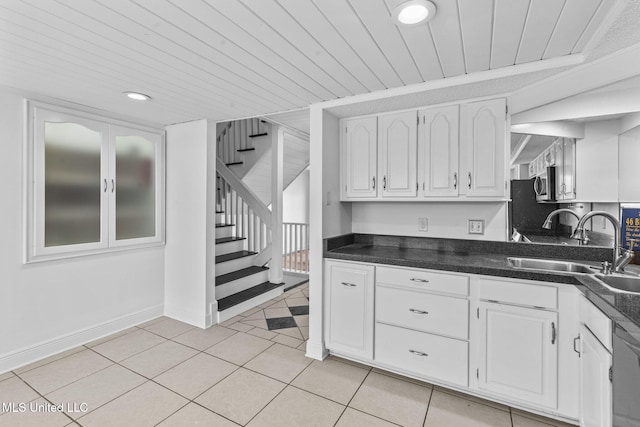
[24,100,166,263]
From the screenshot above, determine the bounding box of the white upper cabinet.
[419,105,459,197]
[460,98,507,197]
[342,117,378,199]
[340,97,507,201]
[558,138,576,200]
[378,111,418,197]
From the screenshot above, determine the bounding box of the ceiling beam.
[510,121,585,139]
[510,42,640,116]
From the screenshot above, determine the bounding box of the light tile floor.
[0,282,576,426]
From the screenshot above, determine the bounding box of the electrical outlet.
[418,218,428,232]
[468,219,484,235]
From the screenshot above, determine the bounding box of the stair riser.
[215,212,225,223]
[216,270,270,299]
[215,226,234,239]
[217,285,283,323]
[216,255,255,276]
[216,239,245,256]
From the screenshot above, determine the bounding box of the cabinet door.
[477,302,558,408]
[378,111,417,197]
[343,117,377,199]
[562,138,576,200]
[461,99,507,197]
[419,105,459,197]
[325,261,375,360]
[579,326,612,427]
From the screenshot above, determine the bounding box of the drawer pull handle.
[409,308,429,315]
[341,282,357,287]
[410,278,429,283]
[573,335,581,357]
[551,322,557,345]
[409,349,429,357]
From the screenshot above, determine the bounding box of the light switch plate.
[468,219,484,235]
[418,218,428,232]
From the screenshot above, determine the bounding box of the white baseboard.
[0,304,163,374]
[305,340,328,361]
[163,304,209,329]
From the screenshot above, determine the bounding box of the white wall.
[283,169,309,224]
[352,202,508,241]
[164,120,210,328]
[0,90,165,373]
[576,120,620,202]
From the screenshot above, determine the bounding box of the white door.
[579,325,612,427]
[343,117,377,199]
[378,111,417,197]
[461,99,507,197]
[325,261,374,360]
[419,105,459,197]
[477,302,558,408]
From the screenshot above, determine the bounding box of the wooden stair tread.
[215,236,246,244]
[215,223,234,228]
[225,161,243,166]
[218,282,282,311]
[248,133,268,138]
[237,148,255,152]
[215,250,256,264]
[216,266,269,286]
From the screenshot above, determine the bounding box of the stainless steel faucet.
[542,208,584,244]
[572,211,634,273]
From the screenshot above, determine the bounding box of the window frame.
[25,100,166,263]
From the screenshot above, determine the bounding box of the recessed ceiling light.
[124,91,151,101]
[392,0,436,26]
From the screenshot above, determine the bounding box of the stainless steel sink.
[507,257,595,274]
[595,274,640,293]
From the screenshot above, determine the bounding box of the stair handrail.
[217,158,272,225]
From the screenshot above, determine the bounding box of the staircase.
[214,118,285,323]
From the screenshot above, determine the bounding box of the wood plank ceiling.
[0,0,623,125]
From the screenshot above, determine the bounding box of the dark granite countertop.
[324,234,640,349]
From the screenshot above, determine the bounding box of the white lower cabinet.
[476,300,558,409]
[322,260,607,423]
[577,295,612,427]
[324,260,375,360]
[578,325,612,427]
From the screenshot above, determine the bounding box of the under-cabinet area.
[340,98,508,201]
[324,258,613,426]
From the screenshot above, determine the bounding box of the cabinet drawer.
[479,278,557,309]
[377,266,469,296]
[580,295,612,352]
[376,285,469,339]
[375,323,468,387]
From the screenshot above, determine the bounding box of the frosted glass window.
[115,135,156,240]
[44,122,102,247]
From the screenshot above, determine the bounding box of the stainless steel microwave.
[534,167,557,202]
